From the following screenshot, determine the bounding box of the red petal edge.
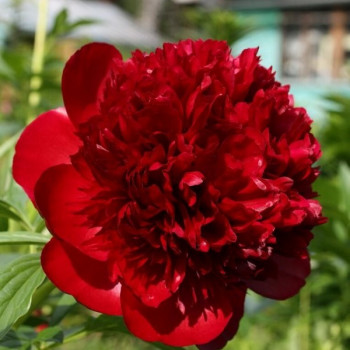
[41,238,122,315]
[197,286,246,350]
[246,254,311,300]
[13,109,80,204]
[120,283,235,347]
[62,42,122,126]
[34,164,108,261]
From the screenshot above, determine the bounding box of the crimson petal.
[197,286,246,350]
[34,164,108,261]
[62,42,122,126]
[246,254,311,300]
[41,238,122,315]
[121,282,233,347]
[13,109,80,204]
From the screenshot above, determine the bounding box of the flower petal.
[121,280,234,347]
[62,42,122,126]
[197,286,246,350]
[246,254,310,300]
[13,109,80,203]
[41,238,121,315]
[34,164,108,261]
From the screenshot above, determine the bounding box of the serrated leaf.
[0,232,49,245]
[0,254,45,339]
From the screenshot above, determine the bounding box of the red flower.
[13,40,325,349]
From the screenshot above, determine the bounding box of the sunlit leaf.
[0,254,45,339]
[0,231,49,245]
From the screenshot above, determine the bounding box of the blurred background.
[0,0,349,349]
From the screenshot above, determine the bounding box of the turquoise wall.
[233,11,283,76]
[232,10,350,121]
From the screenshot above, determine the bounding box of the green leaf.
[0,217,8,232]
[0,254,45,339]
[0,133,18,159]
[0,200,24,223]
[0,327,36,350]
[86,315,129,334]
[151,342,187,350]
[0,200,32,231]
[67,18,97,32]
[0,254,21,266]
[86,315,185,350]
[50,294,76,326]
[0,232,49,245]
[49,9,69,36]
[35,326,63,344]
[338,162,350,213]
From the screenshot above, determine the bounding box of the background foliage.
[0,1,349,350]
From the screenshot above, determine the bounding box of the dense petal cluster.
[13,39,325,349]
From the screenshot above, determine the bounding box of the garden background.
[0,0,349,349]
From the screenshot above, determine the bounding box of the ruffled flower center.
[70,40,323,296]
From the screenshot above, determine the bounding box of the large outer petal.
[246,254,311,300]
[197,286,246,350]
[120,281,234,347]
[62,42,122,126]
[34,164,108,261]
[13,109,80,203]
[42,238,121,315]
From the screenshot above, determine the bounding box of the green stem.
[27,0,48,123]
[299,285,310,350]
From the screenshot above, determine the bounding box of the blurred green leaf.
[0,325,63,349]
[48,9,96,39]
[67,19,97,31]
[50,294,76,326]
[86,315,129,334]
[0,217,8,232]
[0,231,49,245]
[0,200,32,231]
[49,9,69,37]
[0,200,25,223]
[0,133,18,158]
[319,95,350,175]
[338,162,350,213]
[86,315,185,350]
[35,326,63,344]
[0,327,36,350]
[184,9,250,45]
[0,254,45,339]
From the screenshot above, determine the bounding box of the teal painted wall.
[232,10,350,121]
[233,11,283,76]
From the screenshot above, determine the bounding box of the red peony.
[13,39,325,349]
